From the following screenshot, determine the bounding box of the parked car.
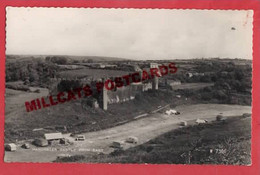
[5,143,17,152]
[125,136,138,144]
[111,141,124,149]
[33,138,48,147]
[75,135,85,141]
[180,121,187,126]
[195,119,207,124]
[21,143,30,149]
[165,109,180,115]
[57,154,71,159]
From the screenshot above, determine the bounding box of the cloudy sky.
[6,7,253,60]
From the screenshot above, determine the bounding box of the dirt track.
[4,104,251,162]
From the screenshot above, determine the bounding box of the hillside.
[5,90,174,143]
[56,115,251,165]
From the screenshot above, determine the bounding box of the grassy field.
[171,83,214,90]
[56,115,251,164]
[5,87,49,115]
[57,68,132,79]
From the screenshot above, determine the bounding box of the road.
[4,104,251,162]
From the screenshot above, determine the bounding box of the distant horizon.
[6,53,251,61]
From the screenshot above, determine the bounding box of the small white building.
[44,132,64,145]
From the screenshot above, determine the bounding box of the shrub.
[146,146,154,153]
[110,149,124,156]
[242,113,251,118]
[216,115,223,121]
[55,155,85,162]
[34,89,40,93]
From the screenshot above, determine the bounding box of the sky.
[6,7,253,60]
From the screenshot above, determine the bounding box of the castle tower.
[102,86,108,110]
[152,76,159,90]
[150,63,159,90]
[98,78,108,110]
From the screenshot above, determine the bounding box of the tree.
[57,80,82,92]
[46,56,68,64]
[87,59,94,63]
[29,70,39,82]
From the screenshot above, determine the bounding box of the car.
[57,154,71,159]
[125,136,138,144]
[75,135,85,141]
[21,143,30,149]
[180,121,187,126]
[195,119,207,124]
[111,141,124,149]
[175,111,180,115]
[165,109,180,115]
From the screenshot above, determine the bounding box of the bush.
[57,80,82,92]
[242,113,251,118]
[6,84,30,91]
[55,155,85,162]
[216,115,223,121]
[135,93,143,100]
[214,90,227,100]
[203,86,213,92]
[201,92,213,101]
[34,89,40,93]
[110,149,124,156]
